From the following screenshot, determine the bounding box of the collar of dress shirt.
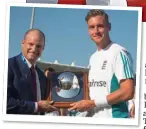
[21,53,36,68]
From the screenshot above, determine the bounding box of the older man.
[7,29,58,114]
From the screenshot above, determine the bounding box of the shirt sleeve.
[34,102,38,112]
[115,49,134,83]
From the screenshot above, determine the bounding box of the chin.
[91,37,101,43]
[92,39,101,44]
[27,57,37,62]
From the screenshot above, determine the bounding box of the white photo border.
[2,3,142,126]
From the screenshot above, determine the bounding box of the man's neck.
[97,39,112,51]
[25,58,36,68]
[21,53,36,68]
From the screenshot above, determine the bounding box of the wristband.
[94,96,109,108]
[128,99,134,112]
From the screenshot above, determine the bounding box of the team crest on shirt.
[101,60,107,70]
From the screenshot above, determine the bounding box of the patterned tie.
[30,65,37,101]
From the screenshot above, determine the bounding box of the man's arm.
[69,79,134,112]
[69,49,134,111]
[107,79,134,105]
[7,61,58,114]
[93,50,134,108]
[7,64,36,114]
[107,49,134,104]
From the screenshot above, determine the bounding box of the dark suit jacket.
[7,54,47,114]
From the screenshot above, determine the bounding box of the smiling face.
[22,30,45,64]
[87,15,111,46]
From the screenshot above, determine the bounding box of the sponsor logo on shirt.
[88,79,106,87]
[101,60,107,70]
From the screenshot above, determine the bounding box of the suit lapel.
[16,54,36,100]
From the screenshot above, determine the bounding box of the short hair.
[24,28,45,43]
[85,9,109,24]
[44,67,55,72]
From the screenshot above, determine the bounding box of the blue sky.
[9,6,138,71]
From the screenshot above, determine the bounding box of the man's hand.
[68,100,96,112]
[37,100,58,112]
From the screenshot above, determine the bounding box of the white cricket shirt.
[88,43,134,118]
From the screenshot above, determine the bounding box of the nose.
[31,45,37,52]
[94,26,99,34]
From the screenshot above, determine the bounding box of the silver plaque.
[55,72,80,98]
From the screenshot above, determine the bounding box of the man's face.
[87,15,110,45]
[22,31,45,64]
[45,70,49,77]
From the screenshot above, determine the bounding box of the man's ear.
[22,40,24,45]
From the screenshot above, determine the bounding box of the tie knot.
[30,65,36,72]
[31,65,35,69]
